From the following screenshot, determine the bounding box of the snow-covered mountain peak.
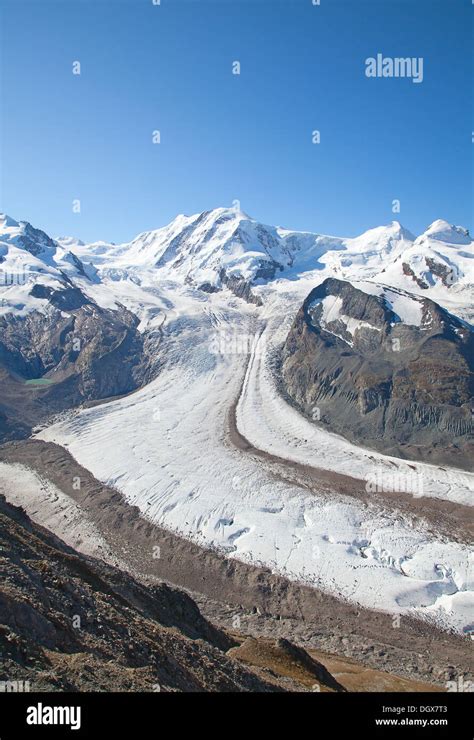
[349,221,415,250]
[316,221,415,282]
[0,213,20,230]
[0,215,97,317]
[419,219,471,245]
[0,217,59,260]
[125,206,252,255]
[56,235,86,249]
[110,206,288,285]
[201,205,252,222]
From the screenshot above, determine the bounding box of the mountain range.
[0,207,471,318]
[53,209,473,318]
[0,207,472,460]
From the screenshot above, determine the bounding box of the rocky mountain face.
[0,300,159,441]
[281,278,473,469]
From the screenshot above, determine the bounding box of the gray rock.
[281,278,473,469]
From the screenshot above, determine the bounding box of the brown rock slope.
[0,494,280,692]
[0,476,457,694]
[227,637,441,693]
[228,637,346,692]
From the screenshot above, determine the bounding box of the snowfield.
[38,282,474,634]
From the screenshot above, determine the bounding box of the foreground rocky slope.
[281,278,473,469]
[0,493,280,692]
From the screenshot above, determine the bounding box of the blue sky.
[1,0,472,242]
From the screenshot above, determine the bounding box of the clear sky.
[1,0,472,243]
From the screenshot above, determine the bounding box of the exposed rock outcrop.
[281,278,473,469]
[0,297,160,441]
[219,268,263,306]
[228,637,346,692]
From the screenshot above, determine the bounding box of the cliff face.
[281,278,473,469]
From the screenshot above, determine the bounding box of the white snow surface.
[80,211,473,324]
